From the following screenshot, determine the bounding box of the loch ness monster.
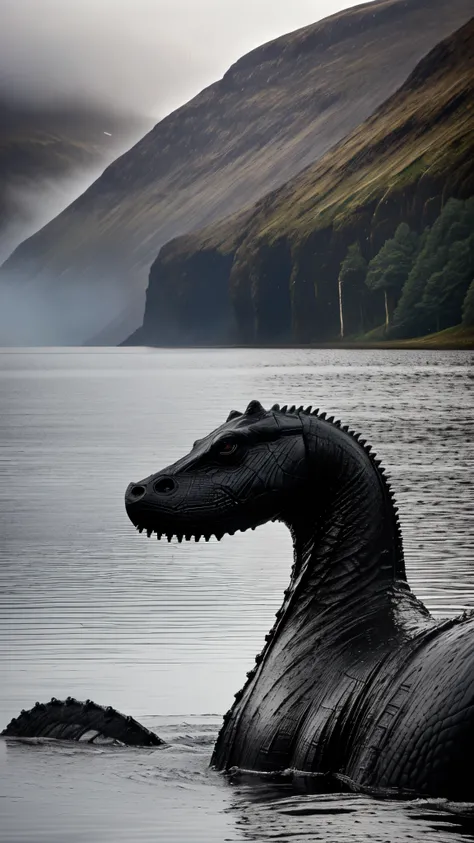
[3,401,474,799]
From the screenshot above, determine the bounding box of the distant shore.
[140,325,474,351]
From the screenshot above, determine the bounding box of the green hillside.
[132,17,474,347]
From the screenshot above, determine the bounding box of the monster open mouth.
[125,479,271,544]
[135,525,225,542]
[133,523,261,543]
[125,477,253,543]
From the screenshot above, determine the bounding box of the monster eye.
[217,440,238,457]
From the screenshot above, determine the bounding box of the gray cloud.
[1,0,359,118]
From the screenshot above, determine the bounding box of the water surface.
[1,348,473,842]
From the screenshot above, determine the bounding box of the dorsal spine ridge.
[299,404,402,558]
[271,404,393,484]
[270,402,399,528]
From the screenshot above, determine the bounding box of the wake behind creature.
[3,401,473,800]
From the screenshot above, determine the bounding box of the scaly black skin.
[3,401,474,800]
[1,698,162,746]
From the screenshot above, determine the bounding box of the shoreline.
[123,326,474,352]
[133,325,474,352]
[137,338,474,351]
[130,341,473,351]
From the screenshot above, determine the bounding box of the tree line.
[338,196,474,339]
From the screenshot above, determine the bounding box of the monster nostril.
[128,484,146,501]
[154,477,176,495]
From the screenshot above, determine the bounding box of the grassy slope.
[139,17,473,346]
[404,325,474,348]
[183,17,474,254]
[343,324,474,348]
[257,22,474,248]
[1,0,472,346]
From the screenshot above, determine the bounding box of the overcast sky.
[1,0,371,118]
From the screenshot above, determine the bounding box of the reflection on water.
[0,348,473,842]
[2,719,474,843]
[233,786,474,843]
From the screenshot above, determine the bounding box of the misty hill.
[130,16,474,347]
[0,101,151,266]
[0,0,472,346]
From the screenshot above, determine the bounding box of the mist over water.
[1,347,473,842]
[0,275,132,345]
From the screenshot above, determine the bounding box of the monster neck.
[278,416,432,643]
[211,411,433,772]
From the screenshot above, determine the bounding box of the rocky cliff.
[132,16,474,346]
[1,0,472,345]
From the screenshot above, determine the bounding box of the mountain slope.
[132,16,474,346]
[1,0,472,346]
[0,101,151,265]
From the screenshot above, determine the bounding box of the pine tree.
[418,235,474,332]
[393,198,467,337]
[337,242,367,338]
[366,222,419,330]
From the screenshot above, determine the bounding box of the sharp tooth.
[177,534,183,543]
[194,535,201,542]
[215,533,223,541]
[138,527,144,534]
[147,529,152,538]
[204,535,211,542]
[166,534,173,542]
[156,533,162,540]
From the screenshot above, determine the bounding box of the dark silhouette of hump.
[1,698,163,746]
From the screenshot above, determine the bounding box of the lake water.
[1,347,473,842]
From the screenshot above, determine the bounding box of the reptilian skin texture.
[1,698,162,745]
[3,401,474,798]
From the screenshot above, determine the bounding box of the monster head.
[125,401,310,542]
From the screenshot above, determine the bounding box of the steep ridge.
[0,0,472,345]
[133,16,474,346]
[0,101,151,265]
